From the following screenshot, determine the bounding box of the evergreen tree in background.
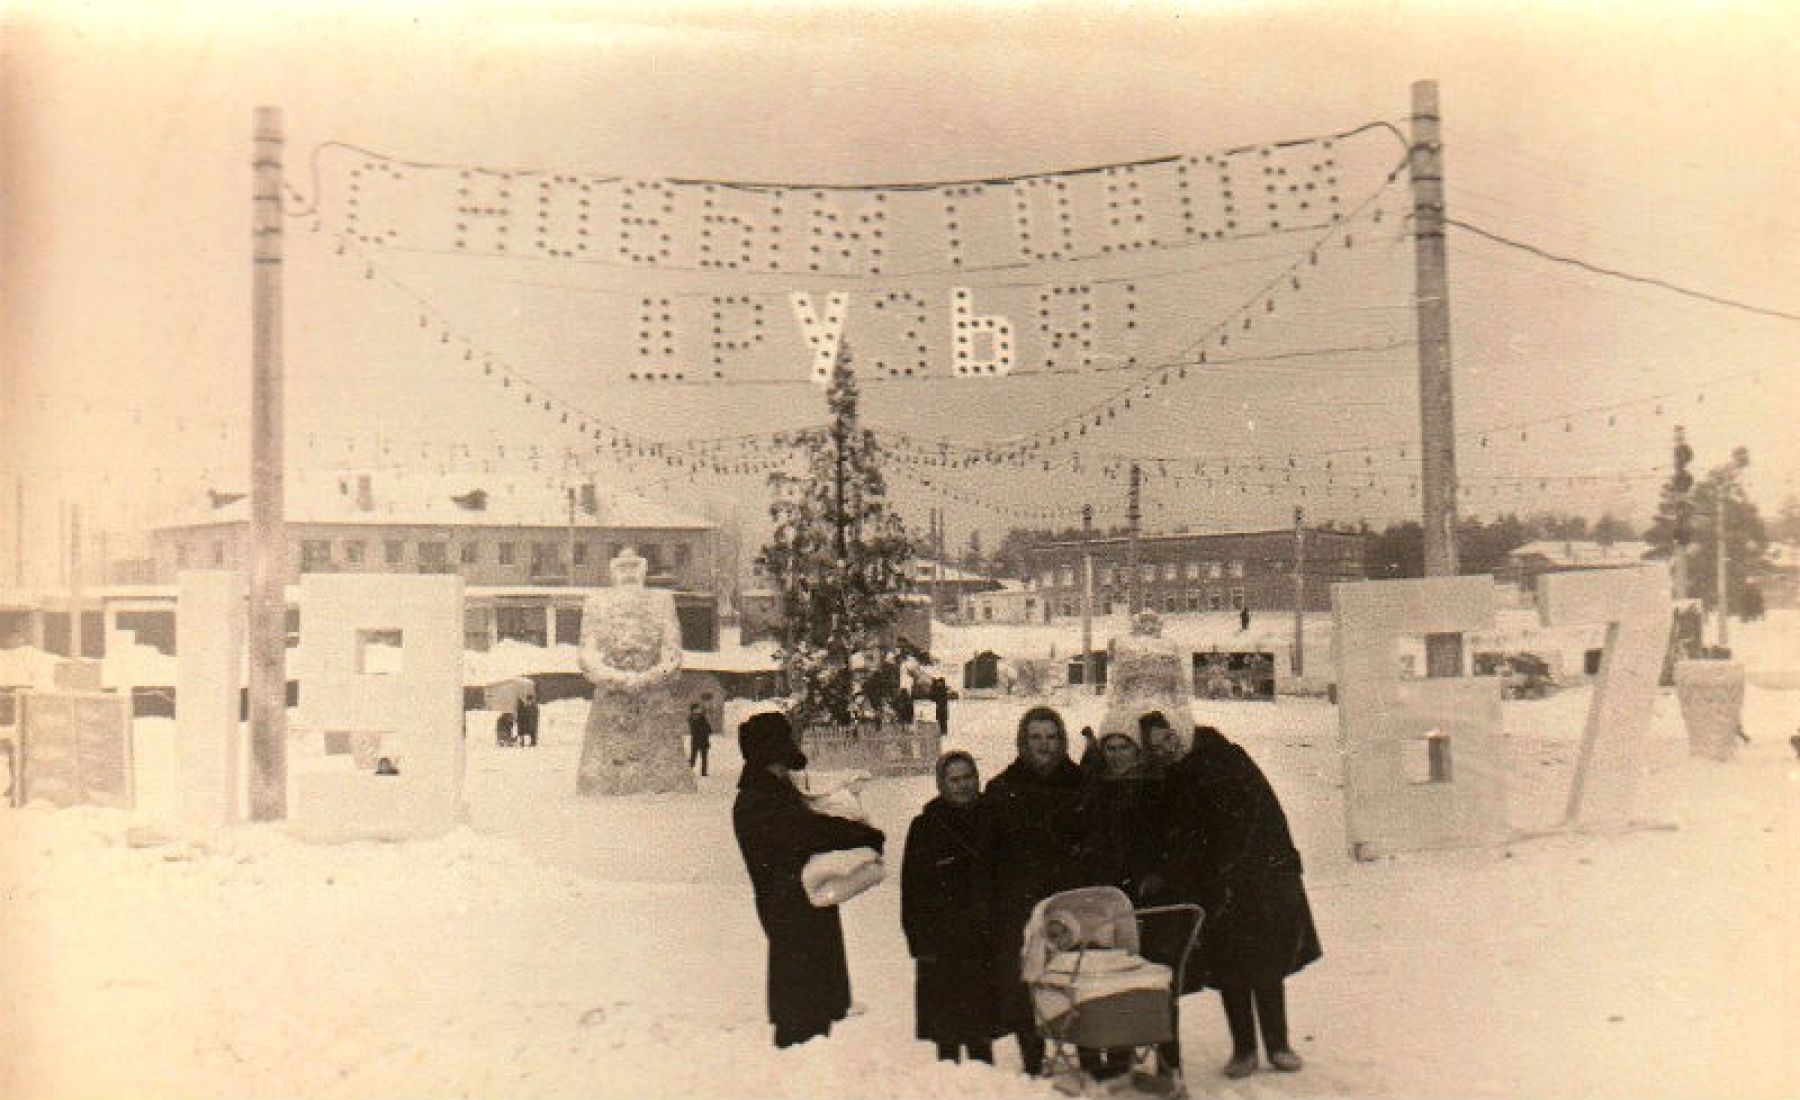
[757,342,914,725]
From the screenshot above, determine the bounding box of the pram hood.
[1020,885,1143,984]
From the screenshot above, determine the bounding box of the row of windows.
[1051,588,1248,617]
[175,538,693,573]
[1041,560,1249,588]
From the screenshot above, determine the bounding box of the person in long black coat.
[901,750,998,1064]
[1140,715,1321,1080]
[732,711,886,1049]
[981,705,1089,1076]
[1068,724,1162,1083]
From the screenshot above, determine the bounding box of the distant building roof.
[911,559,996,585]
[1507,540,1654,568]
[1039,527,1369,551]
[156,473,714,532]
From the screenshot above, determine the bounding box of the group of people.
[731,704,1320,1087]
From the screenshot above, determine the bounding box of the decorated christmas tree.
[758,342,914,726]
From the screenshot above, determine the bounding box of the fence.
[800,721,942,777]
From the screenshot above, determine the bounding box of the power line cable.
[1447,219,1800,325]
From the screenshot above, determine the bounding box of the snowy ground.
[3,620,1798,1098]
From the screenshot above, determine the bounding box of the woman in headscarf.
[1139,714,1321,1080]
[901,750,999,1064]
[732,711,886,1049]
[980,705,1088,1076]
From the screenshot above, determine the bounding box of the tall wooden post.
[248,107,287,820]
[1126,464,1142,615]
[1715,495,1730,648]
[1292,507,1305,676]
[1081,504,1096,694]
[1412,79,1458,578]
[1413,80,1464,680]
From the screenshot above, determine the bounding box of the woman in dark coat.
[732,711,886,1049]
[1140,716,1321,1080]
[1069,723,1160,1082]
[901,750,998,1063]
[981,705,1088,1076]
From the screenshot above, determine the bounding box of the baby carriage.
[1022,886,1204,1097]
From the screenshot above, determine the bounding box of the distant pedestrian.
[516,690,540,748]
[1239,607,1251,632]
[688,702,713,776]
[733,711,886,1049]
[902,751,999,1064]
[930,678,951,738]
[495,710,517,747]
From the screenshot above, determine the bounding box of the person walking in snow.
[929,677,951,738]
[1138,713,1321,1080]
[980,705,1088,1076]
[687,702,712,776]
[901,750,999,1064]
[733,711,886,1049]
[515,690,540,748]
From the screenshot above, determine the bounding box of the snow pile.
[7,616,1799,1098]
[464,640,583,685]
[0,644,61,689]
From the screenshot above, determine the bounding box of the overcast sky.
[4,0,1797,582]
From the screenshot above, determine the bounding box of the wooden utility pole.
[1081,504,1096,694]
[1292,507,1306,676]
[248,106,287,821]
[565,486,578,585]
[1412,80,1464,681]
[1715,495,1730,648]
[1412,79,1458,578]
[1126,463,1142,614]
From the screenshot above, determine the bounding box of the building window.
[1102,566,1116,587]
[418,542,448,570]
[530,542,562,577]
[385,540,405,565]
[1140,564,1156,583]
[1207,562,1223,580]
[1058,565,1075,588]
[573,542,588,566]
[1228,560,1246,578]
[459,542,479,565]
[498,542,516,566]
[674,543,691,568]
[300,540,333,573]
[344,540,366,564]
[1209,591,1225,610]
[1164,593,1180,612]
[1187,591,1201,611]
[1231,588,1247,610]
[1040,570,1055,589]
[641,544,665,573]
[1185,562,1200,580]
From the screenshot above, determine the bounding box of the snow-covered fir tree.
[757,342,914,726]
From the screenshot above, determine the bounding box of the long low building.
[148,474,717,592]
[1027,527,1372,619]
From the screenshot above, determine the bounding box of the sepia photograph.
[2,1,1796,1097]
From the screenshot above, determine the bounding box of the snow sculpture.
[1097,610,1193,741]
[1332,575,1507,859]
[577,548,693,795]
